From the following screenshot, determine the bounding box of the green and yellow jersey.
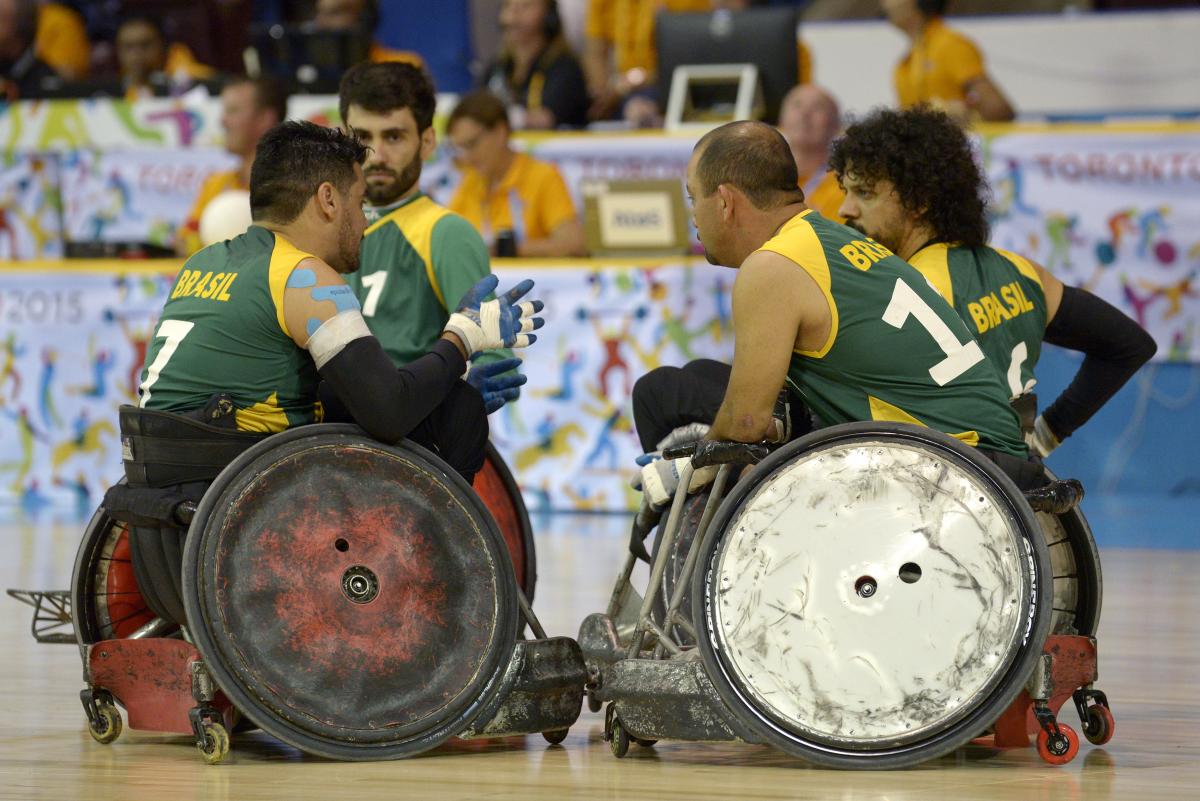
[909,243,1048,399]
[758,210,1026,457]
[138,225,323,433]
[348,192,510,367]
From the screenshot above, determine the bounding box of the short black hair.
[338,61,436,132]
[829,106,989,249]
[249,121,368,224]
[694,121,805,210]
[224,75,290,124]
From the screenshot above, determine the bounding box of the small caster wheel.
[609,718,629,758]
[542,728,569,745]
[1082,705,1114,746]
[1037,722,1079,766]
[88,703,122,745]
[587,692,602,713]
[631,736,657,748]
[198,722,231,765]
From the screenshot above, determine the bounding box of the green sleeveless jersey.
[138,225,323,433]
[909,243,1048,399]
[760,210,1026,457]
[348,192,510,366]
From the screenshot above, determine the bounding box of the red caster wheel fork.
[1034,702,1079,765]
[1073,688,1114,746]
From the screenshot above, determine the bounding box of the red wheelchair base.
[974,634,1114,765]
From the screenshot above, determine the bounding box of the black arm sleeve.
[1041,285,1157,440]
[316,336,467,444]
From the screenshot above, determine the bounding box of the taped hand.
[444,275,545,354]
[1025,414,1061,458]
[466,358,527,414]
[639,456,718,508]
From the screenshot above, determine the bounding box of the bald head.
[778,85,840,151]
[693,121,806,209]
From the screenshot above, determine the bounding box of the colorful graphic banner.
[0,152,62,260]
[0,95,342,151]
[981,133,1200,363]
[0,261,733,515]
[59,148,238,250]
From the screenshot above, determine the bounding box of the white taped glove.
[640,456,719,508]
[444,275,545,354]
[1025,414,1061,458]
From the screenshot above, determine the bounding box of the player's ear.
[716,184,735,219]
[316,181,339,221]
[419,124,437,161]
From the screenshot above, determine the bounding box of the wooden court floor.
[3,513,1199,801]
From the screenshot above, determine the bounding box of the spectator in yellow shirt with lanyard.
[447,91,585,258]
[883,0,1014,123]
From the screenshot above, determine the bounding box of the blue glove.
[467,357,527,414]
[444,275,545,354]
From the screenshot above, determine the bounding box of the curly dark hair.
[828,106,989,248]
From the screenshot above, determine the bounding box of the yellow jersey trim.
[868,395,981,448]
[756,210,838,359]
[267,233,317,340]
[992,247,1044,289]
[909,243,955,306]
[365,195,454,309]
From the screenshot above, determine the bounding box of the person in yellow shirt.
[883,0,1014,122]
[777,84,844,222]
[114,16,215,101]
[446,90,585,258]
[583,0,709,122]
[35,1,89,79]
[177,77,289,256]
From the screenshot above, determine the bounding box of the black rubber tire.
[183,424,519,761]
[691,422,1053,770]
[481,441,538,601]
[1040,467,1103,637]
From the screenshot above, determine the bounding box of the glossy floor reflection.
[2,513,1198,801]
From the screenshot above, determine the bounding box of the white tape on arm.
[305,310,373,370]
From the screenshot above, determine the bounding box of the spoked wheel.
[183,425,519,761]
[475,442,538,601]
[71,496,159,647]
[1036,468,1103,637]
[692,423,1053,769]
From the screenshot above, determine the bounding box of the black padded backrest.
[119,404,268,488]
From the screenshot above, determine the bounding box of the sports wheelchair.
[10,405,583,763]
[578,422,1112,768]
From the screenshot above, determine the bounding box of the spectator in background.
[883,0,1014,122]
[1,0,59,100]
[447,91,585,258]
[777,84,844,221]
[177,76,289,256]
[312,0,424,68]
[583,0,708,124]
[35,1,89,79]
[482,0,589,129]
[114,16,214,100]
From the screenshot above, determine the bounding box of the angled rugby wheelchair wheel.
[1037,467,1102,637]
[182,424,519,761]
[71,497,158,648]
[476,442,538,600]
[691,422,1053,769]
